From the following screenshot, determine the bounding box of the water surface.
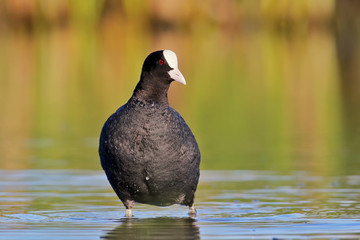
[1,2,360,239]
[1,170,360,239]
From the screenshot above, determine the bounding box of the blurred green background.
[0,0,360,175]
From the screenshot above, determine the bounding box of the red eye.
[159,59,164,65]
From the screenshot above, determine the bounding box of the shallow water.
[1,170,360,239]
[1,2,360,239]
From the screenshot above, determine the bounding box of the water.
[1,170,360,239]
[1,2,360,239]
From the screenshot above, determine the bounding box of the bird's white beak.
[163,50,186,85]
[168,67,186,85]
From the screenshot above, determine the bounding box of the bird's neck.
[131,75,170,105]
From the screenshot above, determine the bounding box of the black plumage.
[99,50,201,217]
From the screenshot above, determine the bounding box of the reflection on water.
[102,218,199,240]
[1,2,360,239]
[0,2,360,174]
[1,170,360,239]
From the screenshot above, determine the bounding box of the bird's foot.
[188,206,197,218]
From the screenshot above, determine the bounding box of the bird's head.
[141,50,186,86]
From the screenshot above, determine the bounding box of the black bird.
[99,50,201,217]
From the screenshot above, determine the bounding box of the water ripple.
[1,170,360,239]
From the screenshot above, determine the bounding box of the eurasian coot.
[99,50,201,217]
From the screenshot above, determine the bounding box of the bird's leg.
[125,209,132,218]
[188,204,197,217]
[124,200,134,218]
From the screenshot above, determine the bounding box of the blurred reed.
[0,0,335,33]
